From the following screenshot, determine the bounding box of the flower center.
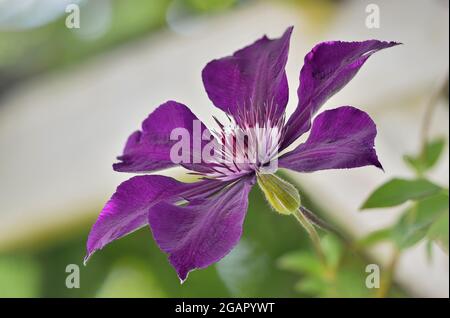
[205,113,284,181]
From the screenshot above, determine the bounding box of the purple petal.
[85,175,226,262]
[148,178,254,282]
[113,101,209,173]
[202,27,292,126]
[282,40,400,148]
[279,106,382,172]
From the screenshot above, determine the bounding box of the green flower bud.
[257,173,301,215]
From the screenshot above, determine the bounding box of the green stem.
[293,208,326,266]
[299,206,349,243]
[419,73,448,166]
[376,248,400,298]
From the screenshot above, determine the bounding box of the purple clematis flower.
[85,27,399,282]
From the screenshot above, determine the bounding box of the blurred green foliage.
[0,0,444,299]
[360,178,442,209]
[1,173,397,298]
[280,235,368,297]
[278,234,405,297]
[0,256,41,297]
[0,0,170,92]
[187,0,237,12]
[0,184,310,297]
[276,122,448,298]
[0,0,242,92]
[404,138,446,176]
[360,137,449,254]
[95,258,167,297]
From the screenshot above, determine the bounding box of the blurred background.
[0,0,448,297]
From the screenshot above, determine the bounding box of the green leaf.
[393,192,449,250]
[404,138,446,174]
[357,228,393,248]
[427,213,449,252]
[277,251,325,278]
[216,240,270,297]
[333,269,376,298]
[257,173,301,215]
[95,258,167,298]
[294,277,328,296]
[393,214,429,249]
[321,235,343,269]
[361,178,442,209]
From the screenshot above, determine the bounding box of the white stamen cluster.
[205,102,285,181]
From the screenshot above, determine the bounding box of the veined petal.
[202,27,292,126]
[282,40,400,149]
[148,178,254,282]
[113,101,210,173]
[85,176,226,262]
[279,106,382,172]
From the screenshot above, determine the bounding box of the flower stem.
[376,248,400,298]
[419,73,448,165]
[299,206,349,243]
[293,208,326,266]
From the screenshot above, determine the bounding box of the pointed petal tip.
[374,159,384,172]
[386,40,402,46]
[83,253,91,266]
[370,150,384,172]
[380,40,403,50]
[84,245,97,265]
[148,180,252,283]
[202,26,292,125]
[112,162,122,172]
[279,26,294,42]
[172,260,191,284]
[178,271,189,284]
[262,25,293,41]
[280,107,385,173]
[370,40,402,46]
